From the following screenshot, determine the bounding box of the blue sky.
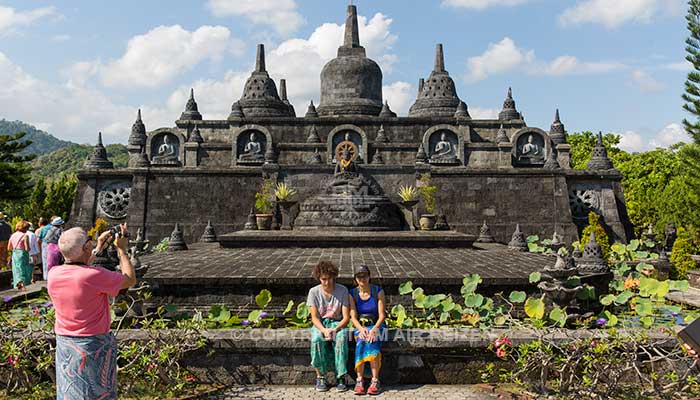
[0,0,691,152]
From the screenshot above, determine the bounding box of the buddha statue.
[519,134,543,160]
[430,132,456,160]
[239,132,264,161]
[152,135,178,163]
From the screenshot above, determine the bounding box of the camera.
[109,224,131,239]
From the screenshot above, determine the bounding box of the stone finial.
[306,125,321,143]
[200,220,217,243]
[508,224,527,251]
[549,109,567,145]
[188,124,204,144]
[586,132,615,171]
[379,101,397,118]
[543,145,560,170]
[166,223,188,251]
[129,109,147,147]
[244,208,257,230]
[418,78,425,95]
[495,123,509,144]
[180,88,203,120]
[434,43,445,73]
[229,101,244,119]
[375,125,389,143]
[305,100,319,118]
[343,4,361,49]
[454,101,470,118]
[280,79,296,116]
[309,148,323,165]
[84,132,114,169]
[499,87,522,121]
[576,231,609,274]
[255,43,266,72]
[476,221,495,243]
[416,143,428,163]
[371,149,384,165]
[238,44,292,117]
[435,214,450,230]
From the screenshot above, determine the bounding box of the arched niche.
[147,129,185,166]
[422,124,463,166]
[511,127,550,167]
[327,124,368,163]
[232,124,273,166]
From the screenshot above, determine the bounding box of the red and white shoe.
[367,379,381,395]
[354,378,365,395]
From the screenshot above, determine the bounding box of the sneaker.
[367,379,381,395]
[354,378,365,395]
[336,375,349,392]
[315,376,329,392]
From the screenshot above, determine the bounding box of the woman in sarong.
[8,220,31,289]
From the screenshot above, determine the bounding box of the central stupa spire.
[344,4,361,48]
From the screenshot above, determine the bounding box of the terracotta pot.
[255,214,273,230]
[419,214,436,231]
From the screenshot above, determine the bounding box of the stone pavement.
[0,281,47,303]
[204,385,499,399]
[667,287,700,308]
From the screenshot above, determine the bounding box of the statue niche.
[514,132,546,166]
[428,130,459,165]
[331,131,363,163]
[237,131,267,165]
[150,133,181,165]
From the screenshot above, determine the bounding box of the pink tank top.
[9,232,27,250]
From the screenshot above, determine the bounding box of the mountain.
[0,119,74,155]
[31,144,128,180]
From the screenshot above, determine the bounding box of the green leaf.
[524,297,545,320]
[612,243,627,255]
[529,272,542,284]
[635,251,649,260]
[412,287,425,300]
[628,239,639,251]
[600,294,615,306]
[614,290,634,305]
[494,315,507,326]
[461,274,482,294]
[509,291,526,303]
[603,310,618,327]
[218,306,231,322]
[164,304,178,315]
[283,300,294,315]
[391,304,406,327]
[414,292,427,308]
[464,293,484,308]
[635,298,653,316]
[255,289,272,309]
[248,309,263,322]
[549,307,567,327]
[439,312,449,324]
[526,235,540,243]
[208,305,222,319]
[440,298,456,312]
[636,262,654,273]
[424,294,446,309]
[527,242,540,252]
[669,280,690,292]
[640,316,654,328]
[296,302,310,320]
[399,281,414,295]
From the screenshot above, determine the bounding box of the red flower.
[147,364,156,371]
[32,307,39,316]
[496,348,507,358]
[7,355,18,367]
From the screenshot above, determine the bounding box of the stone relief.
[428,130,459,164]
[514,133,546,166]
[237,131,267,164]
[151,133,180,165]
[568,187,601,220]
[332,131,363,163]
[98,182,131,219]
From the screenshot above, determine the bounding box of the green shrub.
[254,178,275,214]
[417,173,437,213]
[580,212,611,260]
[671,226,696,279]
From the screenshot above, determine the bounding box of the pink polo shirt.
[48,264,125,336]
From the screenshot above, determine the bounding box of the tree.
[565,131,629,170]
[23,177,47,223]
[42,174,78,221]
[0,132,36,201]
[684,0,700,143]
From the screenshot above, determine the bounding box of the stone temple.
[70,5,632,304]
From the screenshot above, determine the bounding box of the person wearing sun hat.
[0,212,10,270]
[44,217,66,276]
[349,264,386,395]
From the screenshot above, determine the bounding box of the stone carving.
[454,101,470,119]
[237,44,292,118]
[371,149,384,165]
[98,182,131,219]
[508,224,527,251]
[309,148,323,165]
[543,146,560,170]
[435,214,450,230]
[167,223,188,251]
[429,131,458,164]
[477,221,495,243]
[519,135,543,158]
[200,220,217,243]
[244,208,257,230]
[188,125,204,144]
[379,101,397,118]
[305,100,319,118]
[495,124,509,144]
[568,187,600,220]
[129,109,147,147]
[586,132,615,171]
[549,109,567,145]
[332,131,362,163]
[416,143,428,163]
[499,87,522,120]
[151,134,180,165]
[375,125,389,143]
[84,132,114,169]
[306,125,321,143]
[229,101,244,119]
[238,132,266,164]
[409,44,462,117]
[180,88,202,120]
[576,231,609,274]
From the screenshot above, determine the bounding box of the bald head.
[58,227,89,262]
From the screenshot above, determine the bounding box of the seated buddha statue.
[239,133,264,161]
[152,135,178,163]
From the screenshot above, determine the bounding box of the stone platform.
[140,241,555,312]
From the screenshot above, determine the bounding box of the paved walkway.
[204,385,499,399]
[667,287,700,308]
[0,281,47,302]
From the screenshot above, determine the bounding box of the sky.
[0,0,692,153]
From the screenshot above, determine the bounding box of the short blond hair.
[15,220,30,232]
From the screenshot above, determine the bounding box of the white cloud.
[618,123,689,152]
[0,6,55,33]
[558,0,681,28]
[465,37,534,82]
[541,56,625,75]
[469,107,500,119]
[441,0,530,10]
[97,25,232,89]
[662,61,692,71]
[51,34,71,42]
[464,38,622,82]
[207,0,303,36]
[383,81,413,116]
[630,69,665,92]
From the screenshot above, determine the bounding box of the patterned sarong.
[11,249,31,288]
[56,333,117,400]
[310,318,349,377]
[46,243,63,275]
[353,323,385,378]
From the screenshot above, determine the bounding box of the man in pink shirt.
[48,224,136,400]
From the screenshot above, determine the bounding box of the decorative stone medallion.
[98,182,131,219]
[568,187,600,220]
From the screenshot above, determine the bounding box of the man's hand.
[96,230,112,254]
[323,328,335,341]
[683,344,699,359]
[114,223,129,253]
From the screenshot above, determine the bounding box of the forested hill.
[0,119,74,155]
[31,144,128,180]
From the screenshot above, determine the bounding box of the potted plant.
[274,182,298,230]
[397,185,419,208]
[255,178,275,230]
[417,173,438,230]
